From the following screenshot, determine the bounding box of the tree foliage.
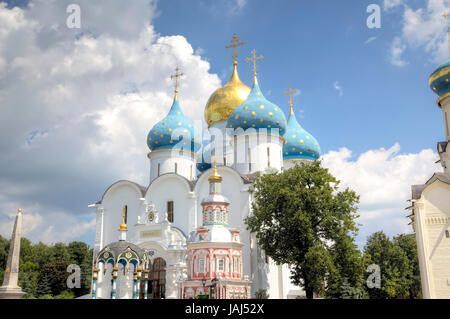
[363,231,421,299]
[245,161,361,299]
[0,235,93,299]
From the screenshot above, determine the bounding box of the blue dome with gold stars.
[147,98,201,152]
[283,109,320,161]
[197,143,212,172]
[226,80,287,135]
[430,59,450,98]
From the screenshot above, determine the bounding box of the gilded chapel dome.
[204,61,251,126]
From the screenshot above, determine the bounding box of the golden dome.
[204,61,251,126]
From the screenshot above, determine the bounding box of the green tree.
[363,231,410,299]
[254,289,269,299]
[245,161,360,299]
[326,232,366,298]
[393,234,422,299]
[36,272,52,297]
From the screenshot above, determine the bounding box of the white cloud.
[333,81,343,96]
[386,0,450,65]
[390,36,408,67]
[0,1,221,244]
[364,36,377,45]
[383,0,405,11]
[322,143,440,246]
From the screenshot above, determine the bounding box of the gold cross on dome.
[284,85,299,114]
[226,34,245,62]
[170,67,184,99]
[246,49,263,77]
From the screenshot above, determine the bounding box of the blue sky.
[154,0,443,156]
[0,0,447,248]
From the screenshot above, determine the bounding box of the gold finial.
[119,207,127,231]
[284,85,299,115]
[444,13,450,59]
[17,208,22,214]
[208,156,222,181]
[226,34,245,65]
[246,49,263,82]
[170,67,184,100]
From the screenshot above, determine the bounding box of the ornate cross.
[246,49,263,77]
[170,67,184,98]
[226,34,245,62]
[284,85,299,114]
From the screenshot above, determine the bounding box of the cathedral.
[89,35,321,299]
[409,41,450,299]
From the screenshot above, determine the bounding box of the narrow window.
[167,201,174,223]
[158,163,160,177]
[445,112,449,137]
[175,163,178,174]
[218,259,224,272]
[223,156,227,166]
[199,258,205,273]
[267,147,271,167]
[446,230,449,238]
[190,165,193,180]
[248,147,252,172]
[124,205,128,224]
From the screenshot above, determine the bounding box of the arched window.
[248,147,252,172]
[445,111,449,137]
[175,163,178,174]
[167,201,174,223]
[218,259,224,272]
[267,147,271,167]
[124,205,128,224]
[446,230,449,238]
[157,163,161,177]
[199,258,205,273]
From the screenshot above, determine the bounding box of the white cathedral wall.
[416,181,450,299]
[101,182,143,247]
[148,150,197,183]
[146,173,195,237]
[440,97,450,142]
[232,133,284,175]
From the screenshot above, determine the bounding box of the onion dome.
[430,59,450,103]
[147,96,201,152]
[283,106,320,161]
[204,61,251,126]
[226,77,287,136]
[197,143,212,172]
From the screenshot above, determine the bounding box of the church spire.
[118,207,127,241]
[226,34,245,66]
[284,85,299,116]
[246,48,263,84]
[170,66,184,101]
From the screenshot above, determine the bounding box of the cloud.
[322,143,440,247]
[204,0,247,16]
[0,1,221,244]
[383,0,405,11]
[386,0,450,65]
[333,81,343,96]
[364,36,377,45]
[390,36,408,67]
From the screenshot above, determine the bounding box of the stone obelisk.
[0,209,25,299]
